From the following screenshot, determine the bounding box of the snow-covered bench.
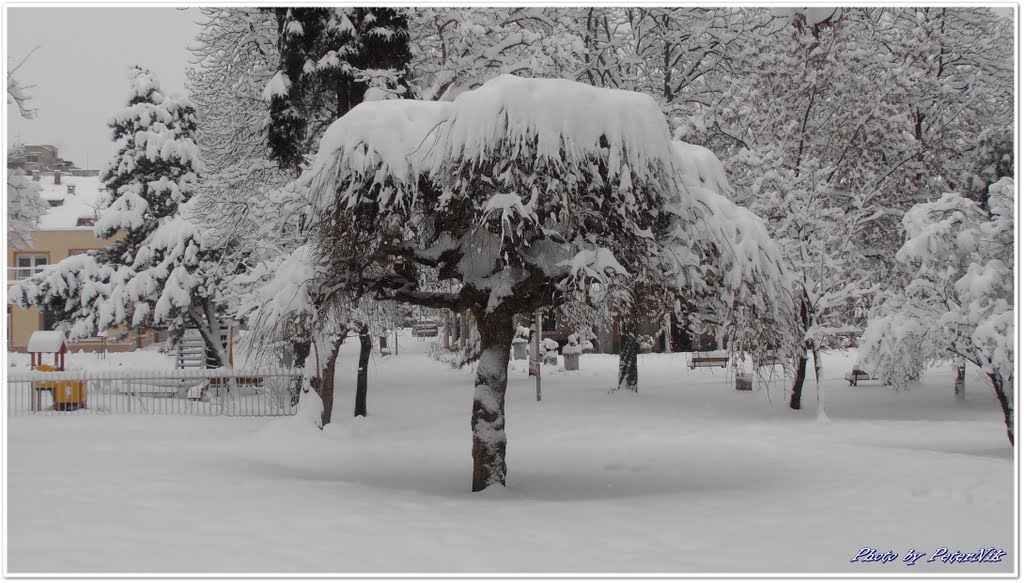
[844,369,879,386]
[688,352,729,370]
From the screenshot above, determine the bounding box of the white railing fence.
[7,368,302,417]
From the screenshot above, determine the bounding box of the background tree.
[860,178,1014,445]
[265,7,414,173]
[7,50,47,249]
[410,8,583,101]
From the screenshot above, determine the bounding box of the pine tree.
[97,66,201,267]
[12,67,232,367]
[265,8,413,173]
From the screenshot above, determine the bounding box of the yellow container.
[33,365,87,411]
[52,380,86,407]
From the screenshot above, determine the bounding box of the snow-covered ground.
[6,333,1013,574]
[7,344,177,372]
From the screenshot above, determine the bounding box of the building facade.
[7,173,155,353]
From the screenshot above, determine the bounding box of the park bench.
[688,353,730,370]
[844,369,880,386]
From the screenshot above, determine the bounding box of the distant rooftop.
[35,175,105,231]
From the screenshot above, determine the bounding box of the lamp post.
[534,309,542,402]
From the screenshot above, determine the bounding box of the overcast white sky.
[6,7,202,170]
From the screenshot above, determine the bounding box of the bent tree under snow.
[304,75,791,491]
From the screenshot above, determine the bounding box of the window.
[27,155,39,163]
[75,217,95,226]
[48,199,64,207]
[15,254,48,279]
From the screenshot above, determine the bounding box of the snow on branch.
[305,99,450,213]
[431,75,676,185]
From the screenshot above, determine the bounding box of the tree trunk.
[443,312,451,350]
[289,339,311,406]
[988,372,1013,446]
[191,303,230,369]
[954,361,966,400]
[617,319,639,392]
[790,353,808,410]
[317,334,345,427]
[789,298,811,410]
[812,346,828,421]
[354,323,371,417]
[471,309,515,492]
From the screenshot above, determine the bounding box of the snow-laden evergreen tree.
[265,8,414,173]
[96,66,200,267]
[10,67,231,366]
[860,178,1014,445]
[302,75,793,491]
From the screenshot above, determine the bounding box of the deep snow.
[5,333,1014,574]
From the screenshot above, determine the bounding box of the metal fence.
[7,368,302,417]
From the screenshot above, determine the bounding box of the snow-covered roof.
[34,175,105,230]
[27,330,69,353]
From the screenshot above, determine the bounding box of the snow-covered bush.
[541,338,560,365]
[562,334,583,356]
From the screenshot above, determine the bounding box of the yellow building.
[7,174,157,352]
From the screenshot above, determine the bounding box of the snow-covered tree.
[10,67,231,366]
[7,51,47,248]
[668,142,799,368]
[265,8,414,173]
[303,75,793,491]
[691,9,939,413]
[860,178,1014,445]
[96,67,200,266]
[187,8,308,361]
[410,8,583,101]
[189,8,279,176]
[7,147,47,250]
[7,49,38,119]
